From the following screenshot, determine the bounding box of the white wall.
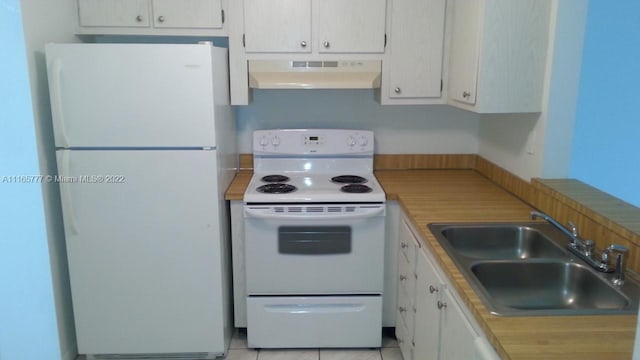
[236,90,480,154]
[20,1,80,359]
[478,0,588,181]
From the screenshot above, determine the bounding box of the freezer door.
[56,149,227,355]
[46,43,226,148]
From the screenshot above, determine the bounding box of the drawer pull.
[429,285,438,294]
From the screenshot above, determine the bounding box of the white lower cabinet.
[396,211,499,360]
[395,215,420,358]
[413,245,443,359]
[439,288,478,359]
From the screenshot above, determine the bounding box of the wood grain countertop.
[225,169,638,359]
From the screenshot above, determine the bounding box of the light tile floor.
[225,328,402,360]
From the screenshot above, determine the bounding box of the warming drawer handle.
[244,206,384,220]
[263,303,366,314]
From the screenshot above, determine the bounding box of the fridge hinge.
[243,34,246,48]
[221,9,225,24]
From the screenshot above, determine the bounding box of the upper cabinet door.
[78,0,150,27]
[244,0,312,53]
[447,0,481,105]
[152,0,223,29]
[317,0,386,53]
[388,0,445,99]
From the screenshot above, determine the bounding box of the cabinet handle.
[398,306,407,313]
[323,41,330,48]
[399,274,407,281]
[136,15,143,22]
[437,301,447,310]
[158,15,165,23]
[394,87,402,94]
[300,41,307,48]
[429,285,438,294]
[462,91,471,98]
[400,242,408,249]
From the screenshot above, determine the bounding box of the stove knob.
[271,136,281,147]
[359,136,369,146]
[259,136,269,147]
[347,136,357,147]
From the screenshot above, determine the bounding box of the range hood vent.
[248,60,382,90]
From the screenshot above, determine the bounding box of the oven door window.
[278,226,351,255]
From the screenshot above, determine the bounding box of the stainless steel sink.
[439,225,566,260]
[428,222,640,316]
[471,261,631,315]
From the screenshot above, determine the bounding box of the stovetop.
[244,172,386,203]
[243,129,386,204]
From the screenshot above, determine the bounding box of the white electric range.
[243,129,386,348]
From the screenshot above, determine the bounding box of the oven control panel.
[254,129,374,155]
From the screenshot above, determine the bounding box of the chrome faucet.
[530,211,594,254]
[530,211,599,268]
[601,244,628,286]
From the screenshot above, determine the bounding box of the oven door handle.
[244,206,385,220]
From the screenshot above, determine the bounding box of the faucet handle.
[567,221,579,237]
[607,244,629,253]
[583,239,595,257]
[604,244,628,286]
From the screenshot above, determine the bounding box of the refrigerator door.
[57,149,226,355]
[46,43,223,148]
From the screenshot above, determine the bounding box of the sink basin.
[428,222,640,316]
[471,261,630,314]
[439,225,566,260]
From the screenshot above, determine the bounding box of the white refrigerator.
[45,43,236,358]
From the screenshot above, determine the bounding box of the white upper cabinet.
[152,0,223,29]
[78,0,150,27]
[242,0,386,54]
[317,0,386,54]
[447,0,552,113]
[447,0,481,106]
[243,0,312,53]
[76,0,227,36]
[381,0,446,104]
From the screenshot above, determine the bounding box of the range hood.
[248,60,381,89]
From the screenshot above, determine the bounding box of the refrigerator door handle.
[59,151,78,235]
[50,59,70,148]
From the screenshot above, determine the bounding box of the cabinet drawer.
[247,296,382,348]
[399,232,418,267]
[396,319,414,360]
[396,277,415,338]
[398,249,416,307]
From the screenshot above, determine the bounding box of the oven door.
[244,204,385,294]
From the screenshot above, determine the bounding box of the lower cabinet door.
[413,251,443,360]
[439,288,478,359]
[247,296,382,348]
